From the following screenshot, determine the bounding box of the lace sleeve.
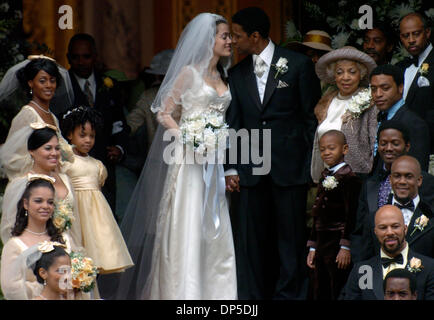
[156,66,195,130]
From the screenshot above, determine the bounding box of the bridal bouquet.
[345,88,372,119]
[180,109,229,155]
[70,252,98,292]
[52,199,74,232]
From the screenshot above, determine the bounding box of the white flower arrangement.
[272,57,289,79]
[331,32,350,49]
[345,88,372,119]
[322,175,339,190]
[180,110,229,156]
[426,8,434,20]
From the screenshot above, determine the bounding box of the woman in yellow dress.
[0,178,72,300]
[0,126,83,251]
[0,56,74,180]
[60,106,133,274]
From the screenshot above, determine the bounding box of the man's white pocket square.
[277,80,289,88]
[418,76,430,87]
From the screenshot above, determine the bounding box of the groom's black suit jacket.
[396,49,434,153]
[341,249,434,300]
[225,45,320,186]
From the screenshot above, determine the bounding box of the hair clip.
[30,122,58,132]
[62,106,85,119]
[27,173,56,184]
[27,55,56,62]
[38,241,66,253]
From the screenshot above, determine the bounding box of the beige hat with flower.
[287,30,333,52]
[315,46,377,84]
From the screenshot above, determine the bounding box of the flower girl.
[60,106,133,274]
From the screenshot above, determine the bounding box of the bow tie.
[377,111,388,122]
[381,254,404,268]
[394,200,415,211]
[410,56,419,67]
[322,168,333,179]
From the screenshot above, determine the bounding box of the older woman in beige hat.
[311,46,378,182]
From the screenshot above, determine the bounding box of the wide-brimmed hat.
[146,49,174,75]
[287,30,333,53]
[315,46,377,84]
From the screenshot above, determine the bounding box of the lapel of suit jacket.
[367,177,381,214]
[262,45,280,108]
[372,256,385,300]
[408,201,434,244]
[242,56,262,111]
[405,49,434,105]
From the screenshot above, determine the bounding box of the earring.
[25,210,28,217]
[43,279,47,286]
[30,88,33,96]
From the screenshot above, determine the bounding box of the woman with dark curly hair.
[0,178,72,300]
[0,57,74,180]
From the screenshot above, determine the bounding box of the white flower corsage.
[407,257,423,273]
[272,57,288,79]
[345,87,372,119]
[419,63,429,76]
[418,63,430,87]
[410,214,429,236]
[322,176,338,190]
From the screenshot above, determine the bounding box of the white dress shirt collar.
[392,195,420,226]
[416,43,433,67]
[253,40,275,68]
[73,71,96,98]
[328,161,347,173]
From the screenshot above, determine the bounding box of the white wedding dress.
[145,67,237,299]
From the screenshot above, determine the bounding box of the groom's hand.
[225,175,240,192]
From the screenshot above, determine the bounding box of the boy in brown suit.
[307,130,362,299]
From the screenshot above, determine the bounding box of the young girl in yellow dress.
[60,106,133,274]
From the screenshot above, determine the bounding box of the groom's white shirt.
[225,40,275,177]
[253,40,275,103]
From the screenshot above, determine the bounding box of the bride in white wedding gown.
[113,13,237,300]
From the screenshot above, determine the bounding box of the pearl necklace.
[25,228,47,236]
[30,100,51,114]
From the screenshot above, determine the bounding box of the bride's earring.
[43,279,47,286]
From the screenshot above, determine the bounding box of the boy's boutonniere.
[407,257,423,273]
[272,57,288,79]
[322,175,338,190]
[418,63,430,87]
[410,214,429,236]
[103,76,114,88]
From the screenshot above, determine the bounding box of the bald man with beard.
[340,205,434,300]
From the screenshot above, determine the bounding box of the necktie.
[254,56,266,78]
[84,80,94,107]
[381,254,403,268]
[394,200,415,211]
[377,174,391,208]
[377,111,388,123]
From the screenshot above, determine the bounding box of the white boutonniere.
[410,214,429,236]
[345,87,372,119]
[407,257,423,273]
[272,57,288,79]
[322,176,338,190]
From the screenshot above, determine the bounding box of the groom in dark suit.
[226,7,321,299]
[341,204,434,300]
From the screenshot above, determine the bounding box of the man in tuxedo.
[341,205,434,300]
[226,7,320,299]
[384,268,418,300]
[353,155,434,263]
[370,64,430,171]
[396,13,434,154]
[362,23,395,66]
[62,33,130,214]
